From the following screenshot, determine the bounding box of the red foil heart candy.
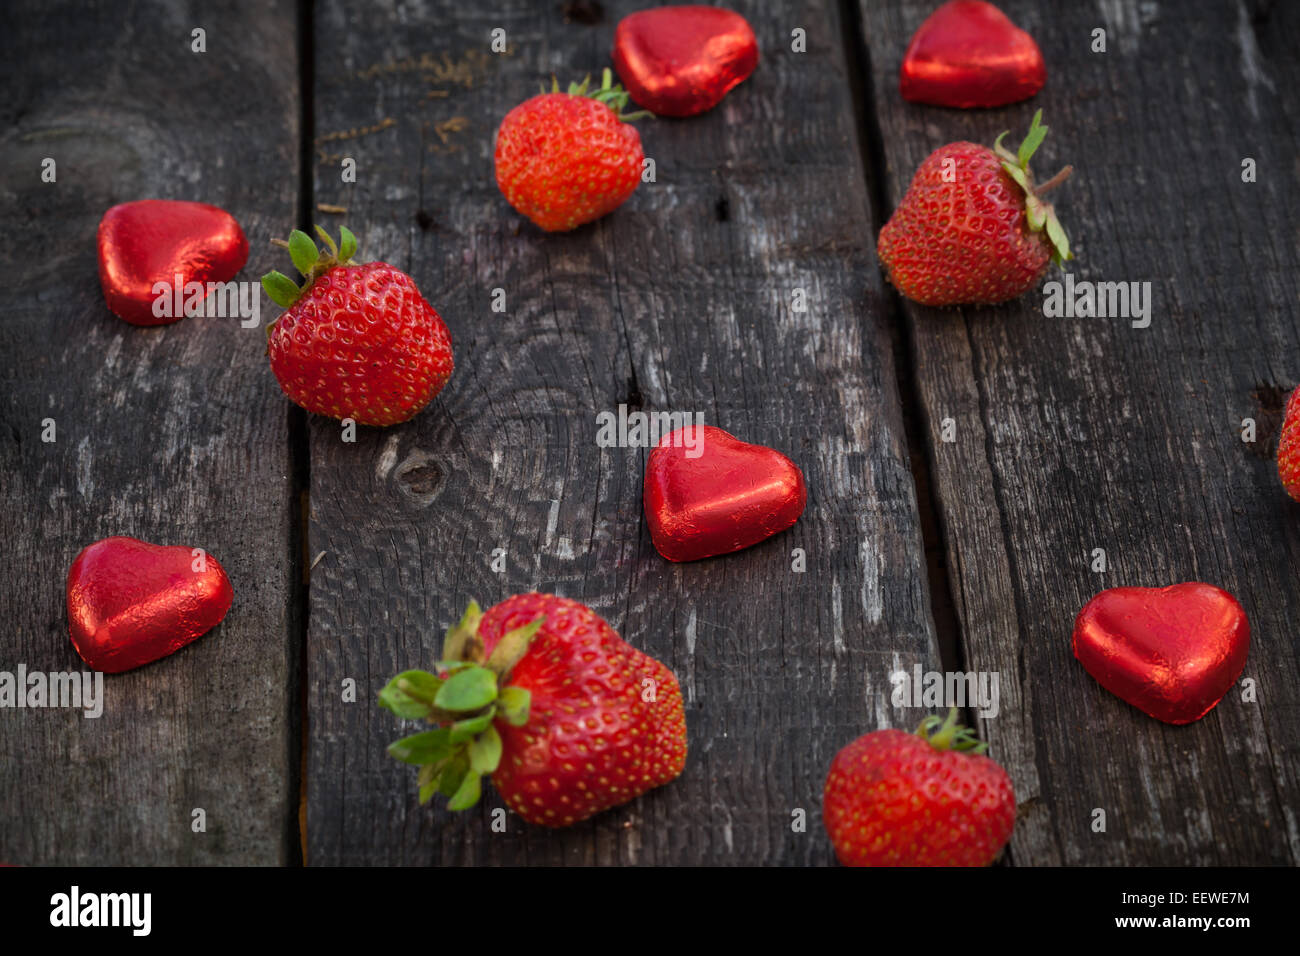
[612,6,759,117]
[1072,583,1249,725]
[900,0,1046,109]
[66,536,234,673]
[644,425,806,562]
[97,199,248,326]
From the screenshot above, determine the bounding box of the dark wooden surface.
[859,0,1300,865]
[2,0,1297,866]
[304,0,938,866]
[0,0,300,864]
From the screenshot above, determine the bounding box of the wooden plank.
[0,0,300,864]
[306,0,941,864]
[857,0,1300,864]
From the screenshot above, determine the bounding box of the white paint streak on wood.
[684,607,697,703]
[75,436,92,500]
[859,537,882,624]
[1097,0,1145,54]
[374,434,400,480]
[830,577,845,655]
[1235,1,1275,118]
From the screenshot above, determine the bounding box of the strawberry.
[260,226,453,426]
[379,593,687,827]
[878,109,1073,306]
[494,69,646,232]
[823,708,1015,866]
[1278,385,1300,501]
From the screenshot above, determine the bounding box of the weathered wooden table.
[3,0,1297,866]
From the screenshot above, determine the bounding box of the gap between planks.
[835,1,968,683]
[289,0,316,868]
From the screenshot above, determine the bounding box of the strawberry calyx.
[261,224,360,313]
[991,109,1073,267]
[544,67,651,122]
[915,707,989,755]
[378,601,546,810]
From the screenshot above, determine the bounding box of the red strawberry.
[878,109,1073,306]
[261,226,452,426]
[494,70,645,232]
[823,708,1015,866]
[1278,385,1300,501]
[380,593,687,827]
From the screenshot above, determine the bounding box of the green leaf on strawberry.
[378,669,443,719]
[434,665,498,711]
[1044,214,1071,265]
[287,229,320,277]
[485,616,545,677]
[417,758,454,805]
[438,754,470,798]
[312,224,338,258]
[467,725,503,775]
[387,728,453,765]
[338,226,358,262]
[447,770,482,811]
[1015,111,1048,168]
[261,271,302,310]
[449,709,496,744]
[441,600,484,662]
[993,109,1073,267]
[497,686,531,726]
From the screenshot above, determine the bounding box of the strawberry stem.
[1033,165,1074,197]
[915,707,989,755]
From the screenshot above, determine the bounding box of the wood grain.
[0,0,300,864]
[304,0,941,864]
[7,0,1292,868]
[856,0,1300,864]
